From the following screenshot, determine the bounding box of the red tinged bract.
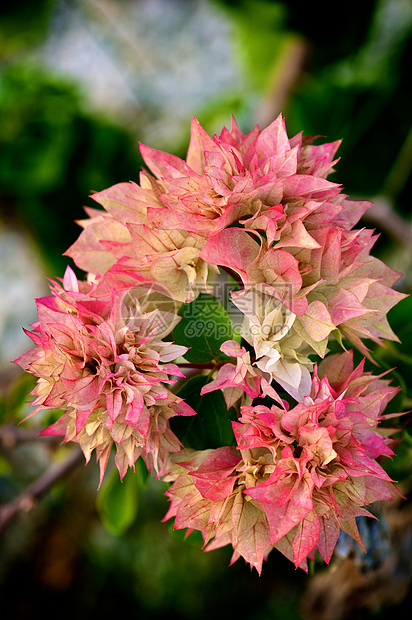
[14,267,195,483]
[163,352,400,572]
[14,113,407,572]
[66,115,404,397]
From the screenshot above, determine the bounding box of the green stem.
[178,363,216,369]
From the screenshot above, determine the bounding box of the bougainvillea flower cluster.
[15,114,406,571]
[15,267,195,483]
[163,351,400,572]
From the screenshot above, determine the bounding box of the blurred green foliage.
[215,0,291,91]
[207,0,412,208]
[0,63,143,275]
[286,0,412,201]
[96,467,140,536]
[0,0,55,55]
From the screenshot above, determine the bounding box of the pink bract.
[14,267,196,483]
[64,115,405,371]
[163,351,400,572]
[14,113,407,573]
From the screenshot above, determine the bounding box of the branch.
[362,196,412,249]
[0,446,84,538]
[255,36,309,128]
[0,423,59,449]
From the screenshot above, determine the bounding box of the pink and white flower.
[14,112,407,573]
[14,267,196,482]
[163,446,273,574]
[200,340,262,408]
[231,286,313,400]
[163,351,400,572]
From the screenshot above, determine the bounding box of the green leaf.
[135,456,151,489]
[96,467,138,536]
[387,295,412,337]
[173,293,237,363]
[171,375,236,450]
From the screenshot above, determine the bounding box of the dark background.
[1,1,412,619]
